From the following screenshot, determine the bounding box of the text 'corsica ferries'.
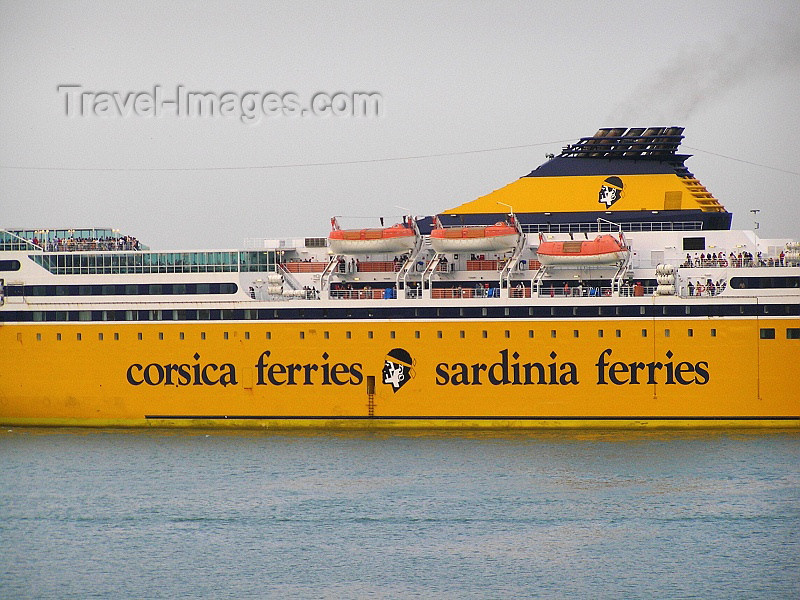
[1,126,799,429]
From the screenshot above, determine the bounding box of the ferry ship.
[2,127,799,429]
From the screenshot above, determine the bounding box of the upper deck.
[2,228,144,252]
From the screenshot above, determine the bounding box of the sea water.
[1,428,798,599]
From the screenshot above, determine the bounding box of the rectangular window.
[482,330,488,339]
[98,333,104,341]
[159,332,164,340]
[437,331,443,339]
[760,328,775,339]
[460,331,465,338]
[367,331,373,339]
[390,331,395,339]
[179,332,185,340]
[687,329,694,337]
[114,333,119,341]
[56,333,62,341]
[664,329,670,338]
[299,331,304,339]
[551,330,556,338]
[200,332,206,340]
[528,330,534,338]
[137,332,143,341]
[573,330,579,338]
[615,330,621,338]
[505,330,510,338]
[245,331,250,340]
[324,331,329,339]
[683,237,706,251]
[598,330,604,338]
[641,329,647,338]
[711,329,717,337]
[36,333,42,341]
[415,331,420,339]
[266,332,271,340]
[787,328,800,339]
[346,331,351,339]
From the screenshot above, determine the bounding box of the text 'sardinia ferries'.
[1,126,799,429]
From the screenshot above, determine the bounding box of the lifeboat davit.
[430,221,520,253]
[536,234,628,265]
[328,217,417,255]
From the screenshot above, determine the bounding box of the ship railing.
[391,216,425,299]
[319,254,343,297]
[396,232,425,299]
[0,229,41,251]
[330,288,397,300]
[681,256,791,269]
[501,225,528,295]
[465,259,540,271]
[538,286,614,298]
[282,261,327,273]
[535,285,660,298]
[353,260,404,273]
[432,287,505,299]
[41,240,142,252]
[683,288,725,298]
[421,252,444,298]
[276,263,303,291]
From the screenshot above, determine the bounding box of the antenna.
[496,202,514,216]
[750,209,760,230]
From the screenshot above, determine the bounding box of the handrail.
[319,254,343,298]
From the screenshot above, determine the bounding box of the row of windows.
[30,251,276,275]
[27,327,800,342]
[0,231,38,251]
[4,282,238,297]
[2,304,798,322]
[729,276,800,289]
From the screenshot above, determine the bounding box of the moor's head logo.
[382,348,415,393]
[598,176,624,208]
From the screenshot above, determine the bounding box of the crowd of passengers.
[687,278,727,297]
[265,279,736,301]
[34,235,141,252]
[682,251,788,268]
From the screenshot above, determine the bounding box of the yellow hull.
[2,317,798,428]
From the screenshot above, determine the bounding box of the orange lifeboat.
[536,233,628,265]
[430,220,520,253]
[328,217,417,255]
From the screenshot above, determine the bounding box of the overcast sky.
[1,0,798,249]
